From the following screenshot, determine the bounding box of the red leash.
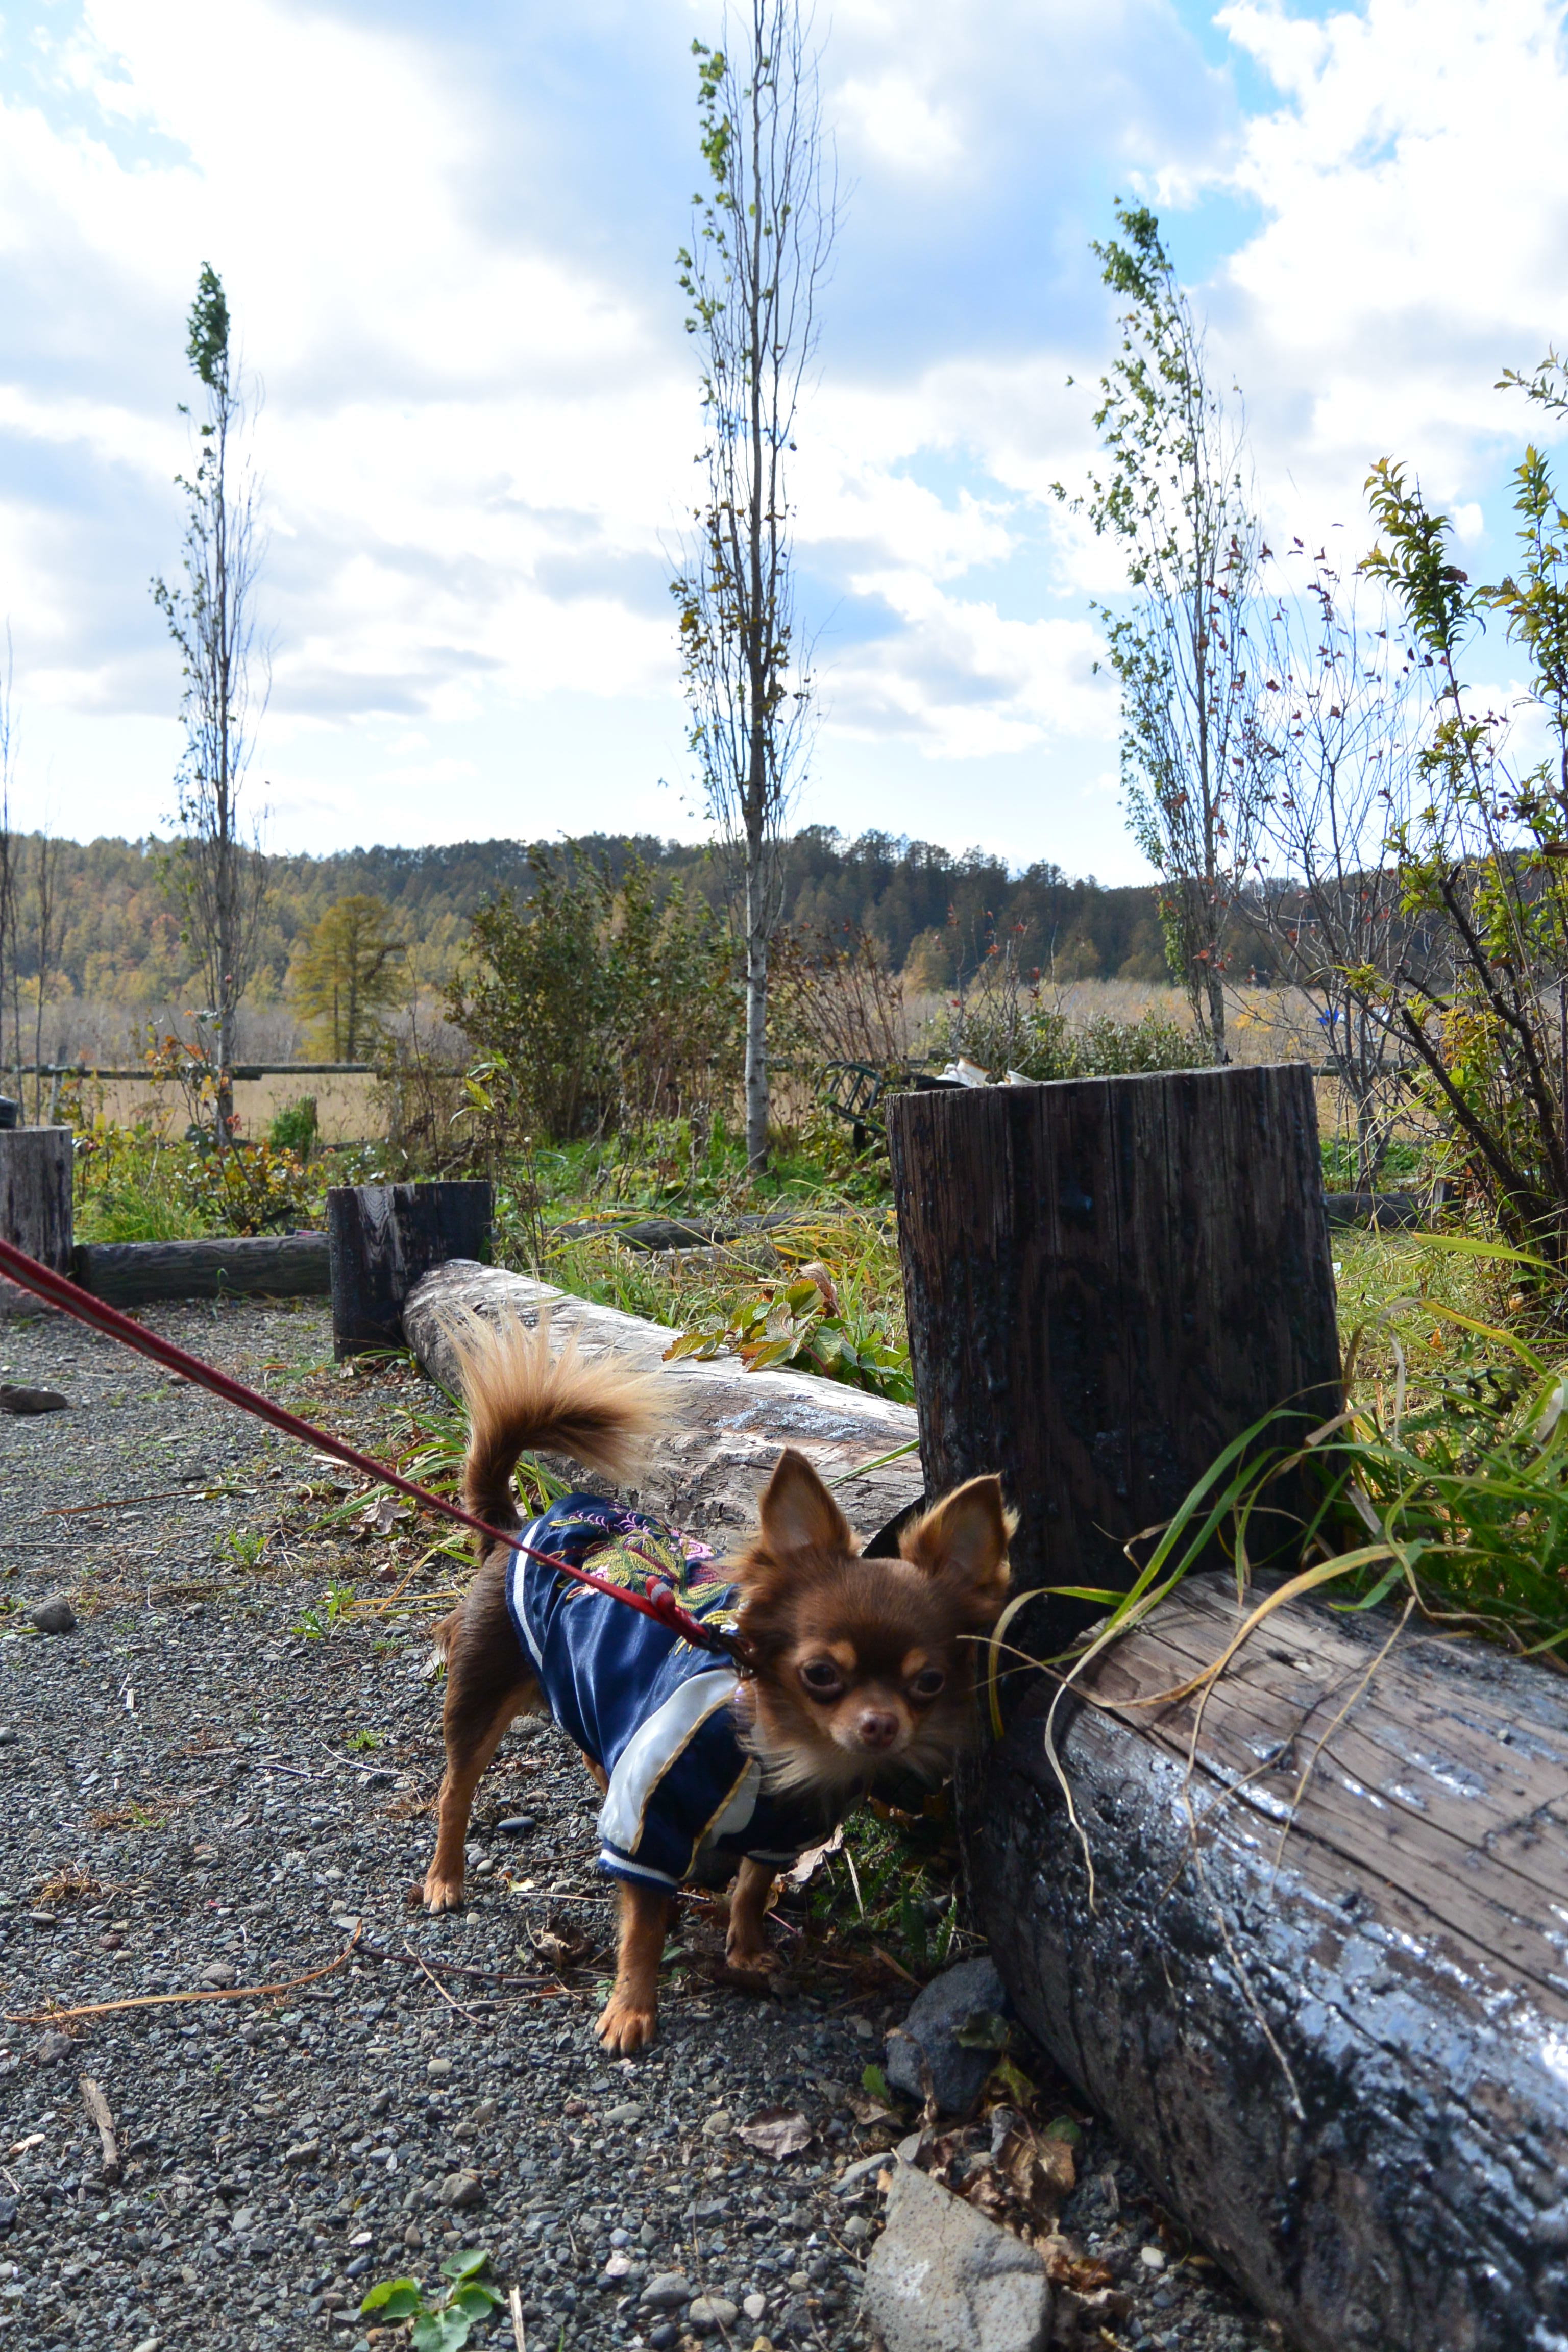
[0,1236,746,1664]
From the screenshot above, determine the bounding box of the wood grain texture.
[887,1065,1341,1630]
[327,1181,492,1357]
[402,1258,924,1548]
[966,1576,1568,2351]
[0,1126,74,1312]
[72,1234,330,1305]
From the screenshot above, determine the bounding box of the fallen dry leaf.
[736,2108,812,2159]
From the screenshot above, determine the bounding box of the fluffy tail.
[444,1308,668,1535]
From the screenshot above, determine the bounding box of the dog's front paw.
[724,1933,781,1979]
[422,1869,465,1913]
[596,1991,658,2055]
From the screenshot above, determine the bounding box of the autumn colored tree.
[290,894,405,1060]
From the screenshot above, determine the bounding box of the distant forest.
[1,826,1187,1005]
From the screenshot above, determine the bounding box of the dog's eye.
[909,1668,946,1701]
[799,1659,845,1698]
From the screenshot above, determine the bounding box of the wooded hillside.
[1,825,1172,1004]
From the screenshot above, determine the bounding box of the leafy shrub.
[180,1138,314,1235]
[267,1096,318,1157]
[938,993,1199,1084]
[448,847,739,1143]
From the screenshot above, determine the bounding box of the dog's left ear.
[757,1447,856,1559]
[900,1476,1014,1625]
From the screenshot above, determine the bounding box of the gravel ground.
[0,1297,1284,2352]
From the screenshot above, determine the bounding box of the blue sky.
[1,0,1564,880]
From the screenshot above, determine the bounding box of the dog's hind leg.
[424,1556,536,1914]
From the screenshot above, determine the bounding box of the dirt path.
[0,1300,1279,2352]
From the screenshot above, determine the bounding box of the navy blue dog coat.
[506,1493,830,1892]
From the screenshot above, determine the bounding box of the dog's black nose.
[856,1708,900,1750]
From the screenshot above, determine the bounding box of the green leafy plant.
[217,1528,267,1570]
[360,2249,502,2351]
[267,1095,320,1157]
[293,1581,357,1640]
[664,1273,913,1403]
[346,1727,381,1752]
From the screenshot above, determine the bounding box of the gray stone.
[440,2171,483,2210]
[36,2030,72,2063]
[884,1956,1008,2114]
[688,2295,739,2333]
[864,2163,1052,2352]
[29,1596,77,1636]
[603,2101,643,2127]
[640,2270,692,2310]
[496,1816,537,1836]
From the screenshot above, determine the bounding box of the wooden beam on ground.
[401,1258,924,1548]
[72,1233,330,1305]
[964,1577,1568,2352]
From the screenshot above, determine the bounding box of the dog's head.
[730,1448,1014,1794]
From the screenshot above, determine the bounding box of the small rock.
[743,2291,767,2320]
[440,2171,483,2210]
[843,2214,873,2243]
[688,2295,740,2333]
[283,2139,321,2165]
[495,1816,537,1836]
[0,1384,69,1414]
[29,1596,77,1636]
[200,1961,237,1989]
[426,2058,453,2080]
[701,2109,732,2137]
[0,2196,16,2234]
[647,2330,681,2352]
[603,2101,643,2127]
[864,2161,1051,2352]
[884,1956,1009,2115]
[1139,2244,1166,2271]
[37,2030,73,2063]
[640,2270,692,2311]
[0,1728,18,1746]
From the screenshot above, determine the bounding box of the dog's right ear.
[756,1447,856,1560]
[900,1475,1015,1626]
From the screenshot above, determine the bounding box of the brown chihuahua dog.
[423,1312,1013,2055]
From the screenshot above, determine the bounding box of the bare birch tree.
[1247,549,1427,1185]
[152,263,268,1142]
[672,3,836,1170]
[1064,203,1265,1060]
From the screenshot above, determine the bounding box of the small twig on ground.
[404,1939,491,2029]
[79,2077,120,2183]
[508,2284,526,2351]
[5,1927,362,2026]
[871,1944,919,1988]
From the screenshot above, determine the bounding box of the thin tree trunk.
[745,819,770,1171]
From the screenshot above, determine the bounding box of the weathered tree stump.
[886,1063,1340,1630]
[327,1181,493,1357]
[0,1125,74,1313]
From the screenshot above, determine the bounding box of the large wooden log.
[72,1233,330,1305]
[327,1181,492,1358]
[886,1065,1340,1630]
[401,1259,924,1546]
[965,1577,1568,2352]
[0,1126,74,1313]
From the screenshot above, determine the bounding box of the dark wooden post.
[886,1064,1339,1636]
[0,1126,74,1312]
[327,1180,493,1357]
